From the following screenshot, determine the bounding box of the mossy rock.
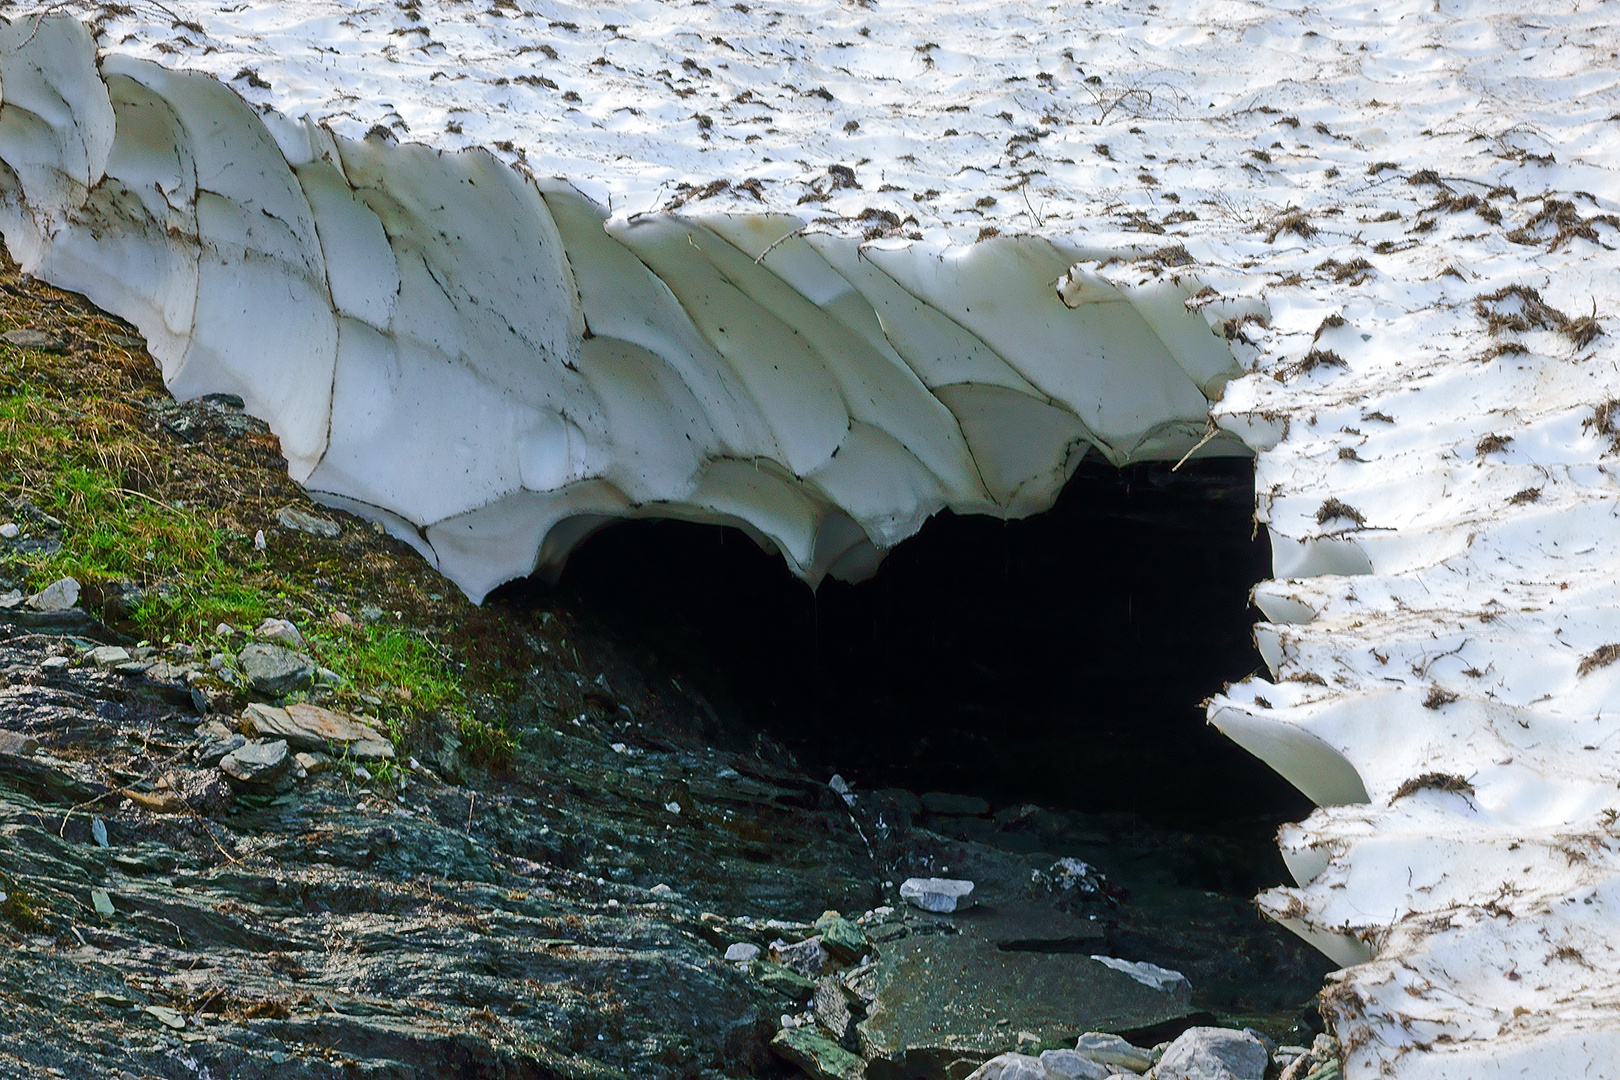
[751,959,818,999]
[772,1026,868,1080]
[815,911,869,963]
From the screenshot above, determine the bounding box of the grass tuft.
[1315,498,1365,527]
[1578,644,1620,677]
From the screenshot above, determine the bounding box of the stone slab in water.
[860,933,1196,1079]
[950,899,1105,950]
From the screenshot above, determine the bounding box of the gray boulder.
[774,935,830,977]
[219,739,292,787]
[1040,1048,1114,1080]
[1036,856,1105,898]
[255,617,307,650]
[237,643,314,697]
[813,977,859,1046]
[1074,1032,1154,1073]
[26,577,79,611]
[1150,1027,1267,1080]
[195,720,247,767]
[85,645,131,669]
[965,1053,1046,1080]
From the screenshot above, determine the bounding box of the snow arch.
[0,18,1250,602]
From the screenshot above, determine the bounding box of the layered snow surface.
[2,2,1620,1077]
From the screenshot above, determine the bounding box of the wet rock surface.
[0,622,880,1078]
[0,612,1337,1079]
[859,934,1192,1074]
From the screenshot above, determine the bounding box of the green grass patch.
[0,386,269,637]
[298,621,515,766]
[305,621,471,734]
[0,287,541,768]
[1,372,476,743]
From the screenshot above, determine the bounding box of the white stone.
[1089,956,1192,1004]
[899,877,975,913]
[724,942,760,963]
[255,617,306,650]
[1150,1028,1266,1080]
[25,577,79,611]
[0,522,18,538]
[1038,1049,1112,1080]
[966,1054,1046,1080]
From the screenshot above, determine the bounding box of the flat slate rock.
[276,506,341,538]
[0,606,130,645]
[1,328,67,352]
[219,739,292,786]
[859,933,1196,1079]
[772,1026,867,1080]
[0,730,39,757]
[0,753,111,805]
[243,702,392,757]
[949,898,1106,949]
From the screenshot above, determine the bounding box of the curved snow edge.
[0,16,1247,602]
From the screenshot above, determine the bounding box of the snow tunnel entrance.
[543,453,1303,829]
[497,452,1338,1024]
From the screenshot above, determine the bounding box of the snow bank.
[4,2,1620,1076]
[0,14,1241,600]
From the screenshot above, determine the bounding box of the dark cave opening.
[541,454,1307,832]
[496,454,1339,1024]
